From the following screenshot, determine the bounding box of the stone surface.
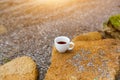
[0,56,38,80]
[45,33,120,80]
[103,14,120,39]
[72,32,102,42]
[0,25,7,35]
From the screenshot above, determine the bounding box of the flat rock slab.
[0,56,38,80]
[72,32,102,41]
[45,32,120,80]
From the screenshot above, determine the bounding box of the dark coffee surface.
[57,41,66,44]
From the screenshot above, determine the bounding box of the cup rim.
[54,36,70,44]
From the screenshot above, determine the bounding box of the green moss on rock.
[109,14,120,30]
[103,14,120,39]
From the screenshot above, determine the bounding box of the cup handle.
[68,42,74,50]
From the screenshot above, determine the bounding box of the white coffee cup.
[54,36,74,53]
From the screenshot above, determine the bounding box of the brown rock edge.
[45,32,120,80]
[0,56,38,80]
